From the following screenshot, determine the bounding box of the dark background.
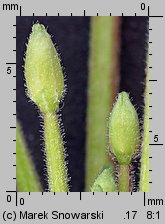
[16,16,148,191]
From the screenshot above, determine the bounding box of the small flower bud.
[91,165,116,192]
[25,23,64,113]
[109,92,140,165]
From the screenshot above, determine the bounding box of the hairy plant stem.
[44,112,68,192]
[17,121,42,192]
[118,165,130,192]
[140,54,149,192]
[85,16,121,191]
[25,24,68,192]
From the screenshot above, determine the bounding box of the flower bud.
[25,23,64,113]
[109,92,140,165]
[91,165,116,192]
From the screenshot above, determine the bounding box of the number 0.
[141,3,145,10]
[7,195,11,202]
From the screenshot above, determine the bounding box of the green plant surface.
[109,92,140,191]
[85,17,121,191]
[91,164,117,192]
[140,56,149,192]
[109,92,140,165]
[25,23,68,192]
[16,121,42,192]
[25,23,64,113]
[44,113,68,191]
[118,165,130,192]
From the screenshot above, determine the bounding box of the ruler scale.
[0,0,165,223]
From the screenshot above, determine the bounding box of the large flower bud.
[25,23,64,113]
[109,92,140,165]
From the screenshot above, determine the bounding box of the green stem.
[85,17,121,191]
[118,165,130,192]
[16,121,42,192]
[140,54,149,192]
[44,112,68,192]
